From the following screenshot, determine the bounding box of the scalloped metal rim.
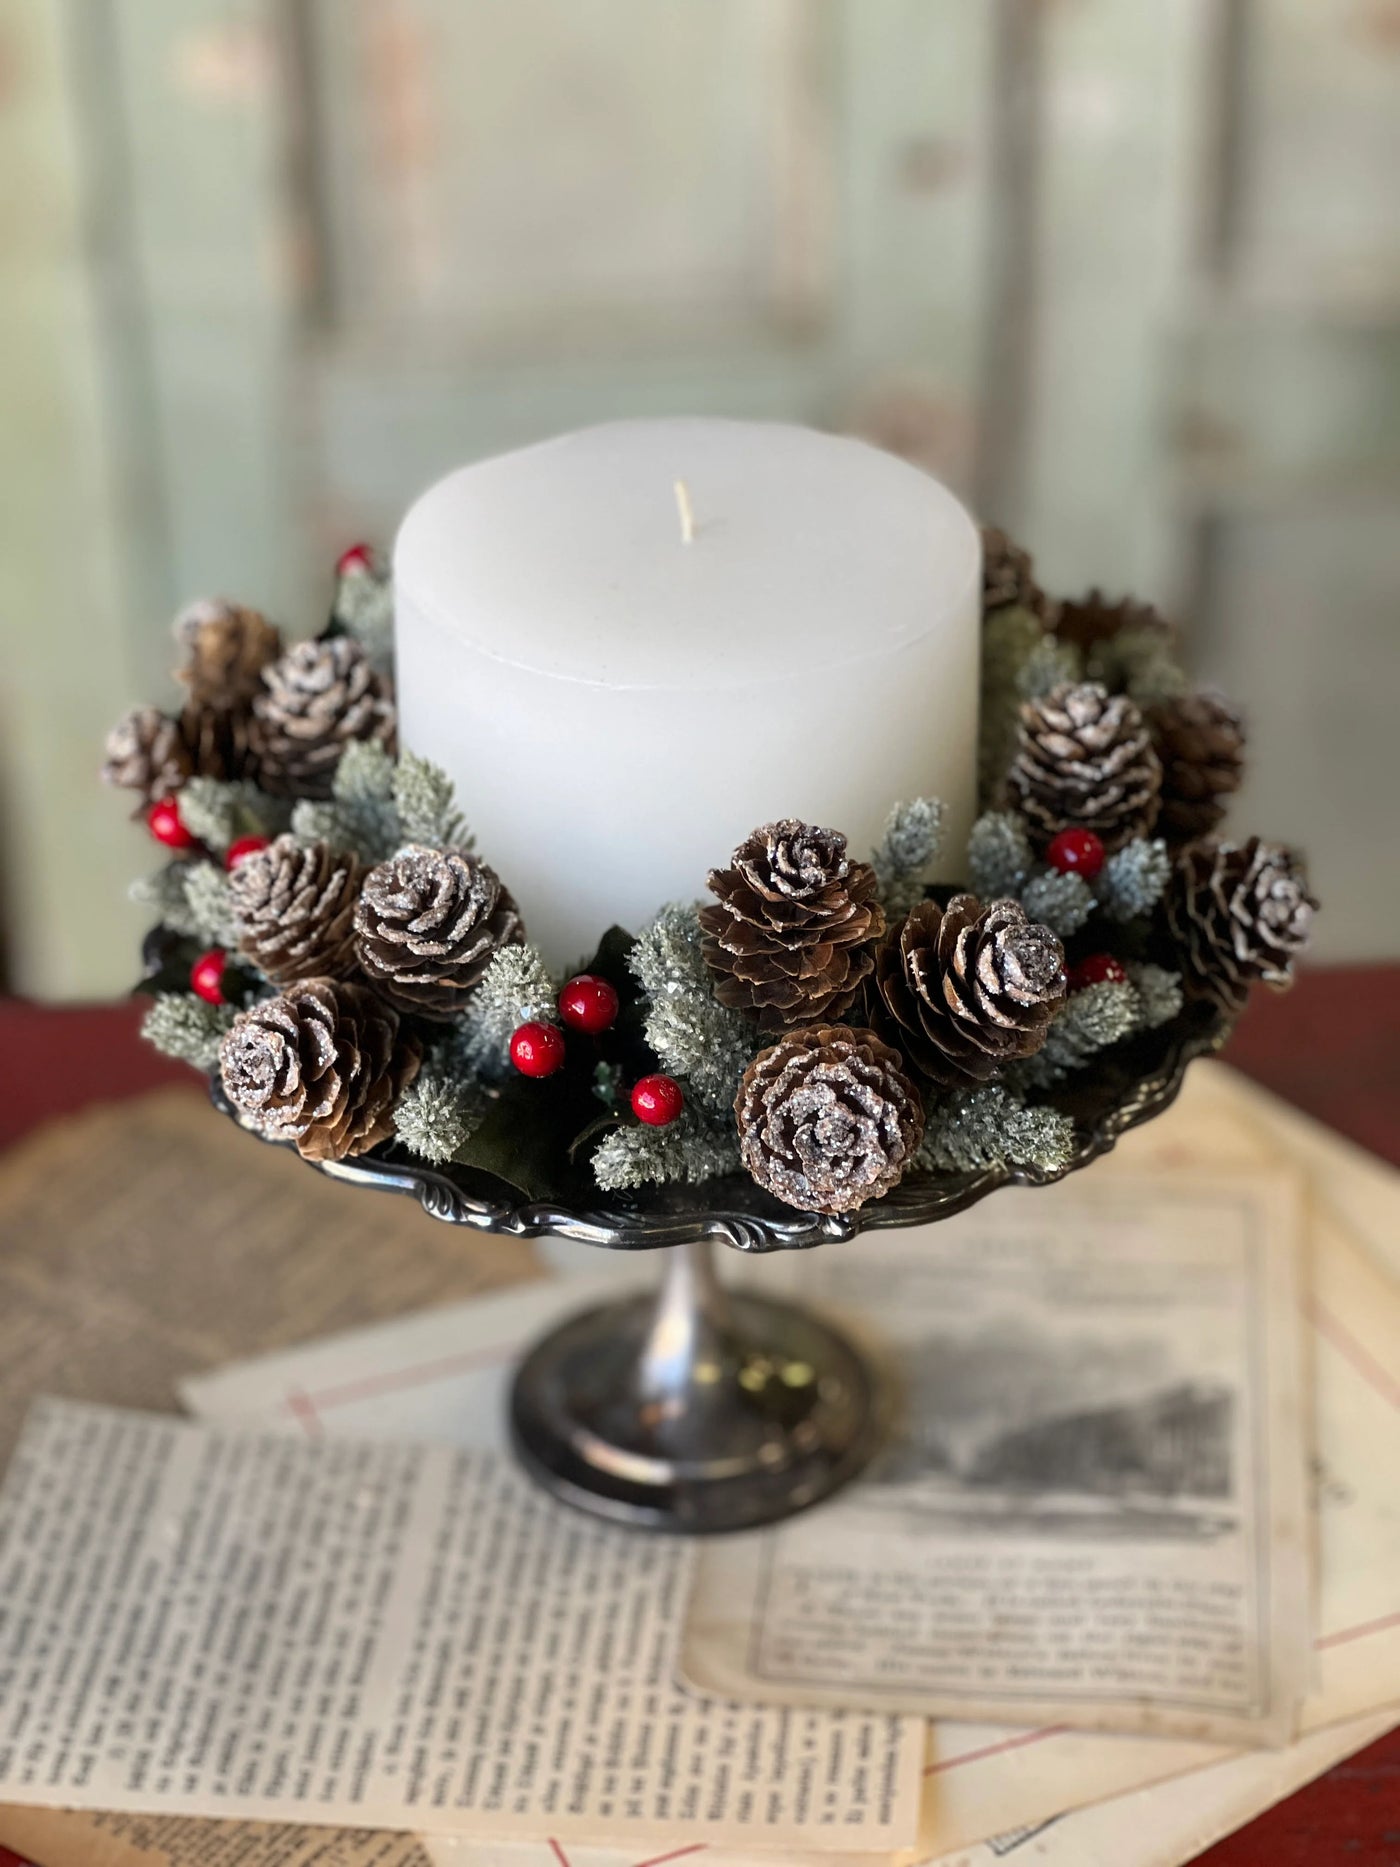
[211,1004,1233,1254]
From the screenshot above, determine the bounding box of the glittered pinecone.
[354,844,524,1019]
[102,706,192,802]
[699,821,886,1029]
[875,895,1065,1088]
[735,1025,924,1215]
[253,637,395,799]
[981,525,1050,621]
[219,977,421,1163]
[1166,837,1317,1014]
[230,834,365,985]
[1148,691,1246,845]
[1007,681,1163,853]
[1054,589,1172,654]
[174,599,282,707]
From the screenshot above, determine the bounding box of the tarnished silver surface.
[509,1237,883,1531]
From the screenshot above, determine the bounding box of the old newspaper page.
[179,1072,1400,1864]
[682,1172,1308,1745]
[0,1811,437,1867]
[0,1400,922,1853]
[3,1066,1391,1867]
[0,1091,530,1471]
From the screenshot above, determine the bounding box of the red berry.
[557,973,620,1035]
[336,543,375,578]
[147,795,198,852]
[631,1074,684,1127]
[510,1021,566,1078]
[1069,953,1128,991]
[225,834,270,870]
[1046,827,1106,879]
[190,948,228,1005]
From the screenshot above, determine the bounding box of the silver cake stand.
[215,1000,1230,1534]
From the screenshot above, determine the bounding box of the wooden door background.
[3,0,1397,994]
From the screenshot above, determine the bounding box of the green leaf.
[451,1082,570,1201]
[578,925,638,991]
[568,1112,623,1164]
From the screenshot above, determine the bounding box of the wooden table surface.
[1,966,1397,1866]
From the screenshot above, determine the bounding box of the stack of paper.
[0,1064,1395,1866]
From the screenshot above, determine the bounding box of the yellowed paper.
[1188,1065,1400,1288]
[0,1400,923,1853]
[683,1172,1309,1746]
[0,1091,530,1469]
[0,1807,435,1867]
[408,1710,1396,1867]
[183,1067,1400,1858]
[0,1092,539,1867]
[1101,1065,1400,1738]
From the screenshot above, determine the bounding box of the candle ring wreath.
[105,528,1321,1529]
[106,530,1318,1253]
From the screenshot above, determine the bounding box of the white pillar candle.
[394,419,980,967]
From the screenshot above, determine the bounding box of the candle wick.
[674,479,696,545]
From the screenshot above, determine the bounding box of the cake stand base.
[509,1237,882,1533]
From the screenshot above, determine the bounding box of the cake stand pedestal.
[509,1235,880,1533]
[217,998,1230,1534]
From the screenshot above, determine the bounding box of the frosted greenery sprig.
[333,557,394,672]
[966,810,1032,900]
[291,743,469,866]
[1125,962,1184,1029]
[1017,634,1081,700]
[1087,625,1186,710]
[393,750,470,850]
[593,1107,741,1194]
[917,1086,1075,1176]
[130,857,235,946]
[966,813,1165,935]
[456,943,559,1077]
[291,740,400,863]
[1010,980,1141,1089]
[392,1050,487,1165]
[628,903,756,1113]
[979,604,1044,804]
[141,993,236,1070]
[131,863,203,939]
[1020,867,1094,937]
[182,860,238,947]
[871,797,945,917]
[1093,837,1170,922]
[177,777,289,852]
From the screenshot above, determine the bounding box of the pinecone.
[1054,589,1173,654]
[1148,691,1246,845]
[354,844,524,1019]
[1007,681,1163,852]
[174,599,282,707]
[230,834,366,985]
[102,706,193,802]
[874,895,1065,1088]
[735,1025,924,1215]
[219,977,421,1163]
[698,821,886,1029]
[177,696,264,785]
[1166,837,1317,1013]
[981,525,1050,621]
[253,637,395,799]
